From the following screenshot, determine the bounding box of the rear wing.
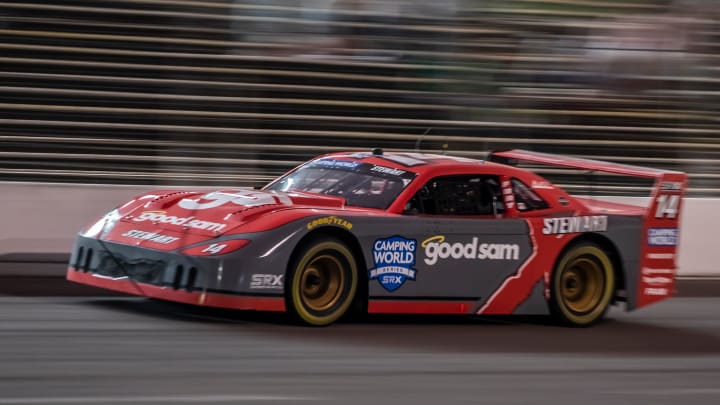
[489,149,676,179]
[490,150,688,309]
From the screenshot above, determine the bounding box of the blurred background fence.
[1,0,719,196]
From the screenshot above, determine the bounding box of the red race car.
[67,149,686,326]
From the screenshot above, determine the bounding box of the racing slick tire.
[549,242,615,327]
[286,237,359,326]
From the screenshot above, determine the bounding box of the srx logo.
[655,195,679,219]
[382,275,403,285]
[250,274,283,289]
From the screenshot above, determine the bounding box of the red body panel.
[636,173,687,308]
[368,300,478,314]
[490,150,688,310]
[478,219,545,314]
[575,198,646,216]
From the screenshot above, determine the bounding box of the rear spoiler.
[490,149,688,309]
[489,149,678,179]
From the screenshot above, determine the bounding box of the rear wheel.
[286,237,358,326]
[550,243,615,327]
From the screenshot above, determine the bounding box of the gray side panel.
[185,214,535,304]
[209,224,309,295]
[530,214,644,311]
[603,215,644,310]
[513,279,549,316]
[350,217,532,305]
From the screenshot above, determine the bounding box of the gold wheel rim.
[299,254,344,312]
[560,256,604,313]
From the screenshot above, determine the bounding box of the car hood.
[117,188,346,238]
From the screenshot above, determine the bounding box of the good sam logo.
[369,236,417,292]
[421,235,520,265]
[134,211,226,232]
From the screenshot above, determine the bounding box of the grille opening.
[172,265,184,290]
[83,248,93,272]
[185,267,198,292]
[75,247,85,270]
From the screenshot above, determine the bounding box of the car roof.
[318,151,513,176]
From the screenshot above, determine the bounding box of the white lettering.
[133,211,226,232]
[660,182,683,192]
[121,230,180,244]
[250,274,283,289]
[422,236,520,265]
[644,287,669,296]
[646,253,675,260]
[201,243,227,255]
[643,276,673,285]
[648,228,678,246]
[382,275,403,284]
[542,216,608,235]
[370,165,406,176]
[531,181,554,190]
[374,239,416,253]
[642,268,675,275]
[179,190,291,211]
[655,195,679,219]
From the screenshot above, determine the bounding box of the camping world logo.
[369,236,417,292]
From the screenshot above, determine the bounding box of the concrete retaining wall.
[0,182,716,276]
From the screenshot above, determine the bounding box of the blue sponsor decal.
[648,228,678,246]
[310,159,361,170]
[369,236,417,292]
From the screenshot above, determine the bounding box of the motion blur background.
[1,0,719,195]
[2,5,720,404]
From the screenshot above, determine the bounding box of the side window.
[512,178,549,212]
[404,175,504,216]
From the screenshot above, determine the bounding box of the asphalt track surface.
[1,293,720,405]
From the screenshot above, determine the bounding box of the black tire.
[286,237,358,326]
[549,242,615,327]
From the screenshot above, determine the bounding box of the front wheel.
[286,237,358,326]
[549,243,615,327]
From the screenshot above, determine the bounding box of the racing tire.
[286,237,358,326]
[549,242,615,327]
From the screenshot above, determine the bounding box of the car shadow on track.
[86,297,720,356]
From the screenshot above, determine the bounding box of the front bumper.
[67,235,285,312]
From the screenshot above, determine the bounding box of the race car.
[67,149,687,326]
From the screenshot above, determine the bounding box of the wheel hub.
[299,255,344,312]
[560,257,604,313]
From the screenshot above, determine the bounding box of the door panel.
[357,173,535,302]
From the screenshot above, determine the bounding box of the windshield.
[265,159,416,209]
